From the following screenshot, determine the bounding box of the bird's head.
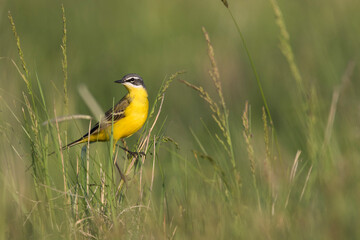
[115,73,146,91]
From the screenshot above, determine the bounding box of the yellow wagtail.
[61,73,149,152]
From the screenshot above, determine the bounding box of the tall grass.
[8,11,57,229]
[5,9,185,238]
[180,27,241,201]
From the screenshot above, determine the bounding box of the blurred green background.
[1,0,359,151]
[1,0,360,238]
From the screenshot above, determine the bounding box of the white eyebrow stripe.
[125,77,140,81]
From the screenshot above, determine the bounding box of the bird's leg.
[121,139,128,151]
[115,161,127,184]
[119,139,146,157]
[118,146,146,158]
[112,141,127,184]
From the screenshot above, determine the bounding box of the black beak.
[114,79,125,84]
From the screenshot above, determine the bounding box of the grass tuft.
[181,27,235,170]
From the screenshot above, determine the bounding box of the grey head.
[115,73,145,88]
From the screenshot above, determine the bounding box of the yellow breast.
[112,86,149,140]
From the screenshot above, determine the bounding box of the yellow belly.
[112,98,149,140]
[88,89,149,143]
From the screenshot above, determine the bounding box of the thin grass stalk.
[148,71,185,120]
[60,6,69,191]
[8,12,55,224]
[300,164,312,201]
[242,101,261,212]
[61,4,69,114]
[202,27,236,171]
[116,94,165,195]
[100,163,105,213]
[7,14,45,165]
[150,135,156,192]
[86,120,92,197]
[108,99,117,229]
[180,43,238,189]
[116,72,181,197]
[42,114,92,126]
[23,92,55,227]
[220,4,283,166]
[54,108,67,197]
[75,155,79,221]
[262,107,271,176]
[285,150,301,208]
[268,0,306,101]
[225,10,273,128]
[180,77,237,191]
[78,120,93,230]
[267,1,325,181]
[322,61,355,149]
[298,84,320,180]
[8,11,29,79]
[262,106,274,204]
[78,84,104,121]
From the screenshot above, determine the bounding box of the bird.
[60,73,149,153]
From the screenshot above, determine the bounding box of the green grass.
[1,0,360,239]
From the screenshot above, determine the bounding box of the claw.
[119,146,146,158]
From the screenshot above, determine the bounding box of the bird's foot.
[119,146,146,158]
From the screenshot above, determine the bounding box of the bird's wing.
[82,94,131,137]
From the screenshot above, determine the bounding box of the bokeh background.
[1,0,359,151]
[1,0,360,238]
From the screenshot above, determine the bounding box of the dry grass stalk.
[144,135,157,209]
[242,101,261,211]
[116,94,165,196]
[157,71,185,101]
[86,119,92,196]
[180,27,238,190]
[42,114,92,126]
[78,84,104,122]
[268,0,305,98]
[285,150,301,208]
[202,27,227,122]
[54,107,67,197]
[300,164,313,201]
[289,151,301,182]
[61,4,69,113]
[23,93,38,136]
[75,156,79,220]
[139,94,165,198]
[180,78,234,164]
[22,93,43,177]
[8,11,29,79]
[323,61,355,148]
[242,101,255,176]
[262,106,274,194]
[150,135,156,191]
[100,163,105,212]
[179,80,224,132]
[262,107,271,165]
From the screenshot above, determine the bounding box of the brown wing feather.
[82,94,131,138]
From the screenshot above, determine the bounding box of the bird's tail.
[48,137,86,156]
[61,137,86,150]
